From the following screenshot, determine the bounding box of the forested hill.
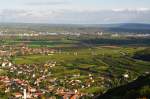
[99,23,150,33]
[95,74,150,99]
[133,48,150,61]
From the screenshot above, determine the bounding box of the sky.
[0,0,150,24]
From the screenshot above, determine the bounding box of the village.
[0,45,74,98]
[0,44,113,99]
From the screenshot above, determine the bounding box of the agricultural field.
[9,39,150,95]
[0,26,150,98]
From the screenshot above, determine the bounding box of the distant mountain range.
[94,23,150,33]
[0,23,150,33]
[98,23,150,29]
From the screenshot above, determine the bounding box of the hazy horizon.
[0,0,150,24]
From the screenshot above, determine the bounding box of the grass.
[12,46,150,84]
[0,69,7,76]
[13,47,143,64]
[7,44,150,94]
[80,87,105,94]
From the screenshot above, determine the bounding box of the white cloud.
[137,8,150,11]
[112,8,150,12]
[0,8,150,24]
[112,9,126,12]
[26,0,69,6]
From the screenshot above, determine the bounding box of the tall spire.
[23,89,27,99]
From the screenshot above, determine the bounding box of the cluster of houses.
[0,76,43,98]
[0,30,106,38]
[0,47,115,99]
[0,58,131,98]
[0,56,112,98]
[18,45,56,55]
[0,50,12,57]
[0,44,56,57]
[0,44,133,99]
[0,57,86,98]
[0,31,82,37]
[111,33,150,38]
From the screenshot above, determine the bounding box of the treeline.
[80,38,150,46]
[95,74,150,99]
[133,48,150,61]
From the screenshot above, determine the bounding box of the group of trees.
[133,48,150,61]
